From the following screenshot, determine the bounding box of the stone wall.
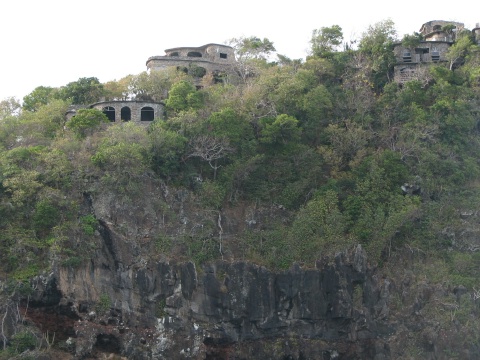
[393,41,451,83]
[146,43,235,77]
[89,101,164,123]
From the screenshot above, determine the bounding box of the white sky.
[1,0,478,101]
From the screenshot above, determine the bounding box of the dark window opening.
[189,65,206,78]
[169,52,179,57]
[102,106,115,122]
[213,71,226,84]
[121,107,131,121]
[141,107,155,121]
[433,25,442,31]
[187,51,202,57]
[177,66,189,74]
[220,53,227,59]
[431,52,440,61]
[403,52,412,63]
[415,48,429,54]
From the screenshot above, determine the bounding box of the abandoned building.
[146,43,235,80]
[393,20,471,83]
[66,43,236,123]
[66,101,164,124]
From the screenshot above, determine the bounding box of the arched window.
[102,106,115,122]
[121,107,131,121]
[187,51,202,57]
[141,107,155,121]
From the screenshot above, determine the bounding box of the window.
[403,51,412,62]
[140,107,154,121]
[169,52,179,57]
[187,51,202,57]
[220,53,227,59]
[102,106,115,122]
[431,51,440,61]
[121,107,131,121]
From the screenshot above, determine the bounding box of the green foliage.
[358,19,398,90]
[66,108,109,139]
[310,25,344,57]
[288,190,349,262]
[165,80,203,113]
[230,36,276,60]
[80,214,97,236]
[155,298,167,318]
[155,234,173,253]
[186,236,218,265]
[260,114,301,146]
[148,123,187,177]
[197,180,226,209]
[9,331,37,354]
[401,32,423,49]
[0,97,21,120]
[56,77,104,104]
[1,20,480,297]
[22,86,56,112]
[61,256,83,268]
[96,293,111,314]
[33,199,59,236]
[91,123,150,193]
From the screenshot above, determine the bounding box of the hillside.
[1,23,480,359]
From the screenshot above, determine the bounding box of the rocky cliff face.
[7,186,477,359]
[25,238,393,359]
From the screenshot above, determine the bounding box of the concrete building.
[66,101,164,124]
[146,43,235,81]
[393,20,464,83]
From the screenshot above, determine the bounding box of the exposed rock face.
[25,241,394,359]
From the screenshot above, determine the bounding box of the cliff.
[24,243,395,359]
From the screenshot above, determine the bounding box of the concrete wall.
[393,41,451,83]
[89,101,164,123]
[393,41,450,64]
[146,43,235,76]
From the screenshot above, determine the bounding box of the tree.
[129,69,187,102]
[103,76,132,101]
[22,86,56,112]
[187,135,233,179]
[56,77,104,105]
[165,80,203,113]
[260,114,302,146]
[358,19,398,90]
[446,32,475,70]
[310,25,343,58]
[66,108,109,138]
[230,36,276,61]
[401,32,423,49]
[0,97,21,120]
[228,36,276,82]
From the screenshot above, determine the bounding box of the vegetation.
[1,20,480,357]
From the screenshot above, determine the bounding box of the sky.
[1,0,478,101]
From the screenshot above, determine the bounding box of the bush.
[9,331,37,353]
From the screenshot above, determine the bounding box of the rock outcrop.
[24,241,395,359]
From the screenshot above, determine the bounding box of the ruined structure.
[393,20,464,83]
[146,43,235,81]
[474,23,480,44]
[66,101,164,124]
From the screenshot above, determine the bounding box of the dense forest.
[1,20,480,358]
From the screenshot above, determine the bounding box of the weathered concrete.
[66,101,164,124]
[146,43,235,78]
